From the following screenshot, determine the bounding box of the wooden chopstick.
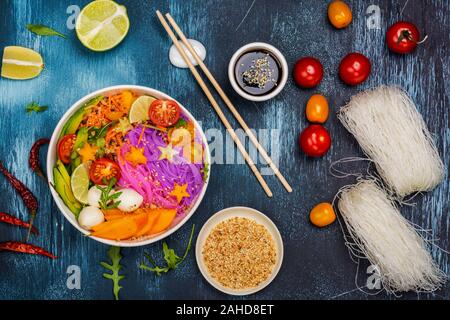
[165,13,293,193]
[156,10,273,198]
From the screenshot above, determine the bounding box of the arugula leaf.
[140,225,195,276]
[139,253,169,276]
[100,246,124,300]
[97,178,122,210]
[163,242,180,269]
[25,101,47,114]
[88,121,117,143]
[26,24,66,38]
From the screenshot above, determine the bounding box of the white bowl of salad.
[47,85,210,247]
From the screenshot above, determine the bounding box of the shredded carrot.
[137,126,146,145]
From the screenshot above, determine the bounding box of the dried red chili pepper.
[0,212,38,235]
[0,241,56,259]
[29,138,50,179]
[0,160,39,239]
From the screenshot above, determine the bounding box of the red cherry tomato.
[293,57,323,88]
[57,134,76,164]
[339,52,371,86]
[89,158,121,185]
[299,125,331,157]
[148,100,180,127]
[386,21,420,54]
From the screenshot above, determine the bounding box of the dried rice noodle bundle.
[338,86,444,197]
[337,180,445,292]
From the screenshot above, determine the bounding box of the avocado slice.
[53,167,82,217]
[60,95,103,137]
[53,160,82,216]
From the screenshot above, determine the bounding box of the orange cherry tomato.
[306,94,329,123]
[309,202,336,227]
[328,0,352,29]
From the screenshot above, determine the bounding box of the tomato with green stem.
[386,21,422,54]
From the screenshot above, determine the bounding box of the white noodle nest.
[338,86,444,197]
[336,180,446,293]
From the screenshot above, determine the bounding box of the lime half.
[76,0,130,52]
[71,163,90,204]
[129,95,156,123]
[1,46,43,80]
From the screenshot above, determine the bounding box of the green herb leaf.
[26,24,66,38]
[174,118,188,128]
[25,101,48,114]
[100,246,124,300]
[163,242,181,269]
[140,225,195,276]
[202,163,209,182]
[97,178,122,210]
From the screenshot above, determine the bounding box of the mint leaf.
[101,246,124,300]
[26,24,66,38]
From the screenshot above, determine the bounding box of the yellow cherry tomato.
[306,94,329,123]
[309,202,336,227]
[328,0,352,29]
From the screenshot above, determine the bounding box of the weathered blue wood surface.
[0,0,448,300]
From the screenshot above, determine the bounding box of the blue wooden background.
[0,0,448,300]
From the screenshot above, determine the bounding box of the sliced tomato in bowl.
[89,158,121,184]
[57,134,76,164]
[148,99,180,127]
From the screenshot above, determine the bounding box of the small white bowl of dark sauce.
[228,42,288,102]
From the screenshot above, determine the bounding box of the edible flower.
[158,143,178,162]
[115,117,133,135]
[124,146,147,166]
[169,183,190,203]
[78,142,99,163]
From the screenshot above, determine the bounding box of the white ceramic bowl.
[196,206,283,295]
[47,85,211,247]
[228,42,288,102]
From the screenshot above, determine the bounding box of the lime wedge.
[71,163,90,204]
[1,46,44,80]
[129,95,156,123]
[76,0,130,52]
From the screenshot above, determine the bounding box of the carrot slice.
[148,209,177,235]
[135,210,160,238]
[91,218,138,240]
[103,208,127,221]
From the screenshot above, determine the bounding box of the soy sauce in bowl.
[234,50,282,96]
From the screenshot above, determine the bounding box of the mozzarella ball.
[78,206,105,230]
[116,188,144,212]
[87,186,102,207]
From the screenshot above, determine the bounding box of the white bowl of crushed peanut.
[196,206,283,296]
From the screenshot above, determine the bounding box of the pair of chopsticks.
[156,11,293,197]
